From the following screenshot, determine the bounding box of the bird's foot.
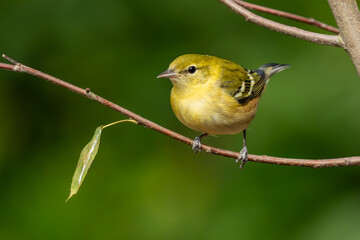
[192,136,202,153]
[236,146,248,169]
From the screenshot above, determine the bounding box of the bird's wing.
[219,64,266,105]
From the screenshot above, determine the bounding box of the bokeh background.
[1,0,360,239]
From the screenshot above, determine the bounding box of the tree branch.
[1,55,359,168]
[233,0,340,34]
[218,0,343,47]
[328,0,360,76]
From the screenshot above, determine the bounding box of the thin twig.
[1,55,359,168]
[233,0,339,34]
[218,0,343,47]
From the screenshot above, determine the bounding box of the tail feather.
[258,63,291,79]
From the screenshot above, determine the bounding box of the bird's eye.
[188,66,196,74]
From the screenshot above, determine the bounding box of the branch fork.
[219,0,343,47]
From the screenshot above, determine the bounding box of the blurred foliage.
[0,0,360,239]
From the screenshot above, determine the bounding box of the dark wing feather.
[219,61,266,105]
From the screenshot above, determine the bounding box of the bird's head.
[157,54,218,88]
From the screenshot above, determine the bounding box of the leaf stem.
[102,119,138,129]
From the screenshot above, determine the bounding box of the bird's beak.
[157,69,179,79]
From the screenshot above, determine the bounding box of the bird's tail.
[257,63,290,79]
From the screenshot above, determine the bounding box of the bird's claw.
[236,146,248,169]
[192,136,202,153]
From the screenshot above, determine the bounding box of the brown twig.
[1,55,359,168]
[233,0,339,34]
[218,0,343,47]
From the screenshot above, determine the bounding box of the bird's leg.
[236,130,248,169]
[192,133,208,153]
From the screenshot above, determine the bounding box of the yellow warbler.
[158,54,289,168]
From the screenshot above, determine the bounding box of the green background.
[1,0,360,239]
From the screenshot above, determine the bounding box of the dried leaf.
[67,127,102,201]
[66,119,137,201]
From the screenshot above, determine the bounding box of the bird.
[157,54,290,168]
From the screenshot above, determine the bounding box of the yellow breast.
[170,82,260,135]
